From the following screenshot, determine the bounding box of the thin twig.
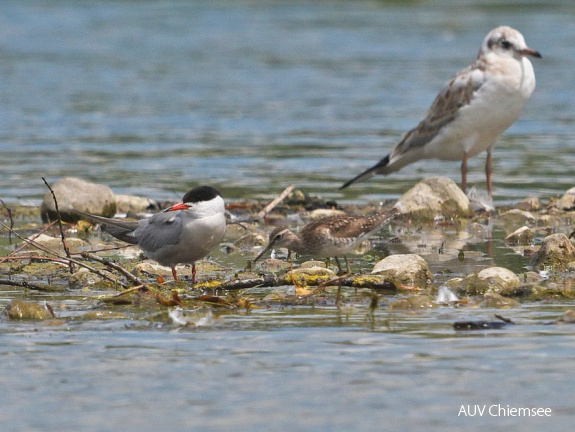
[0,199,14,244]
[42,177,74,273]
[0,221,127,288]
[0,220,58,264]
[256,184,294,221]
[81,251,146,286]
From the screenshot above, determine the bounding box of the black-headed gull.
[341,26,541,197]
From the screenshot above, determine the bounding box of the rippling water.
[2,1,575,430]
[1,0,574,204]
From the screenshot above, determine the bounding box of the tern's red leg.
[461,152,468,193]
[171,267,178,281]
[485,148,493,198]
[192,264,197,284]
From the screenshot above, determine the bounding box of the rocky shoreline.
[1,176,575,325]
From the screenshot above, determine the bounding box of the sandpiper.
[253,208,397,274]
[77,185,226,283]
[341,26,541,197]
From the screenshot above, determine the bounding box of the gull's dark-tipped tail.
[340,154,390,190]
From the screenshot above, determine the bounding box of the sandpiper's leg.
[344,256,351,274]
[485,148,493,198]
[334,257,344,275]
[461,152,468,193]
[171,267,179,281]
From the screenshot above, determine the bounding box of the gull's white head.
[479,26,541,60]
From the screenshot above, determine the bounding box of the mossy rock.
[455,266,520,296]
[530,233,575,272]
[372,253,434,290]
[5,300,54,320]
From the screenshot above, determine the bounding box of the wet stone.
[115,194,159,214]
[394,176,473,222]
[372,253,434,290]
[499,209,536,233]
[481,292,520,308]
[40,177,117,223]
[505,226,534,246]
[5,300,54,320]
[555,186,575,211]
[234,232,267,249]
[454,266,521,296]
[516,196,541,212]
[530,233,575,272]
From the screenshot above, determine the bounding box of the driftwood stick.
[0,278,65,292]
[42,177,74,273]
[197,274,397,291]
[256,184,294,221]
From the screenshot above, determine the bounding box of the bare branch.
[42,177,74,273]
[0,199,14,244]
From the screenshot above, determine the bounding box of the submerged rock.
[556,309,575,324]
[390,295,436,310]
[481,292,519,308]
[530,233,575,271]
[394,176,473,221]
[371,253,434,290]
[5,300,54,320]
[41,177,116,223]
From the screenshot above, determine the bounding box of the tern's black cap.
[181,186,221,204]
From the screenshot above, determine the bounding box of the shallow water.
[1,0,575,430]
[1,304,574,431]
[1,0,574,204]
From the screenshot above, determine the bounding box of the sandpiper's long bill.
[254,208,398,274]
[340,26,541,198]
[77,185,226,283]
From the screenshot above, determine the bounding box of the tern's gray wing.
[131,211,185,254]
[392,62,486,157]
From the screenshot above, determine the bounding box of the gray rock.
[499,209,536,232]
[454,266,521,296]
[480,292,519,308]
[530,233,575,271]
[41,177,116,223]
[555,186,575,211]
[371,253,434,290]
[516,196,541,212]
[115,194,159,214]
[394,176,473,221]
[26,233,88,255]
[504,226,534,245]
